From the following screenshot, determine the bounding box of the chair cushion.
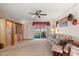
[51,44,63,53]
[63,43,71,53]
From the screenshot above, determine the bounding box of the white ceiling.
[0,3,76,20]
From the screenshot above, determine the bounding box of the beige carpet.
[0,39,52,56]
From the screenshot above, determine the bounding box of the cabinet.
[0,19,6,48]
[0,19,24,48]
[14,23,24,44]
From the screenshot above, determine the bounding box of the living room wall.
[58,4,79,40]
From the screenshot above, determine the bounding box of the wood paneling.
[0,19,24,48]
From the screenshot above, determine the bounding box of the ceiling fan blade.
[32,15,36,18]
[40,14,47,16]
[38,15,41,18]
[28,13,35,15]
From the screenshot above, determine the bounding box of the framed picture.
[59,21,68,27]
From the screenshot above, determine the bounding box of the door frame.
[6,19,14,46]
[34,26,49,39]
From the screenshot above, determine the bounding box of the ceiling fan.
[28,10,47,18]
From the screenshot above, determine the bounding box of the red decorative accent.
[32,22,50,26]
[72,19,77,25]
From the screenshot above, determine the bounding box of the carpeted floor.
[0,39,52,56]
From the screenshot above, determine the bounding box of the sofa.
[48,34,79,56]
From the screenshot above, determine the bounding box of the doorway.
[34,27,48,38]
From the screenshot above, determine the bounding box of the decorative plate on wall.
[67,14,74,21]
[72,19,77,25]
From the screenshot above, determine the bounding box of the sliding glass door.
[41,28,47,38]
[34,27,48,38]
